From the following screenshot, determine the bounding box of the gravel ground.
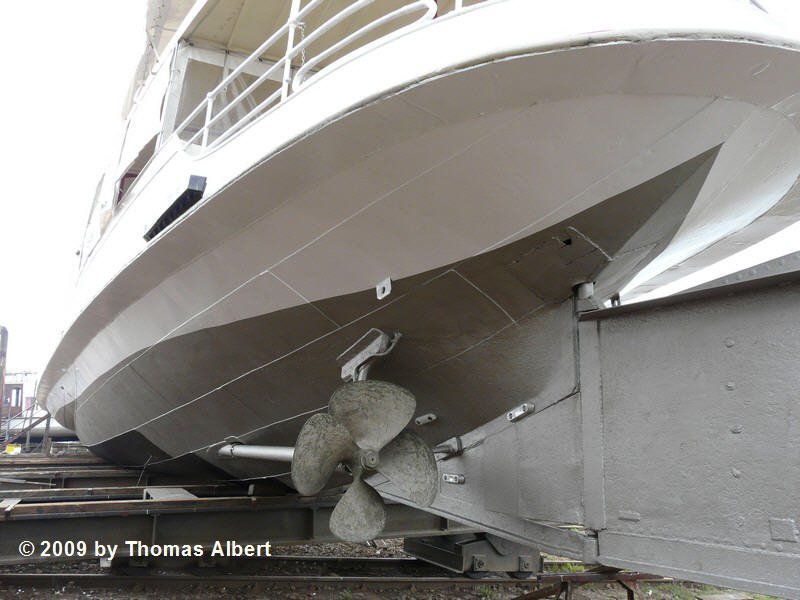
[271,538,408,558]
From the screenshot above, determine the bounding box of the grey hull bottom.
[64,149,715,481]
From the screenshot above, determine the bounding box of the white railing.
[174,0,438,150]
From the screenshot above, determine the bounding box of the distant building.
[2,372,38,421]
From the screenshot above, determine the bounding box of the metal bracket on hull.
[337,328,401,382]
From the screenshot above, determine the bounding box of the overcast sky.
[1,0,800,377]
[0,1,145,372]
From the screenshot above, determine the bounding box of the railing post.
[202,93,214,148]
[282,0,303,101]
[455,0,464,9]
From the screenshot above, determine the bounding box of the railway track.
[0,573,663,600]
[0,571,528,589]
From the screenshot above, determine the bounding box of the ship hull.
[57,139,787,483]
[66,177,693,479]
[39,11,800,483]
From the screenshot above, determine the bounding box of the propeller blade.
[329,476,386,542]
[376,430,438,506]
[291,413,356,496]
[329,380,416,451]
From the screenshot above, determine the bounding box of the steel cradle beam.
[0,491,471,565]
[581,273,800,599]
[376,272,800,599]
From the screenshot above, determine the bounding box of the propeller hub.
[360,449,380,470]
[291,380,437,542]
